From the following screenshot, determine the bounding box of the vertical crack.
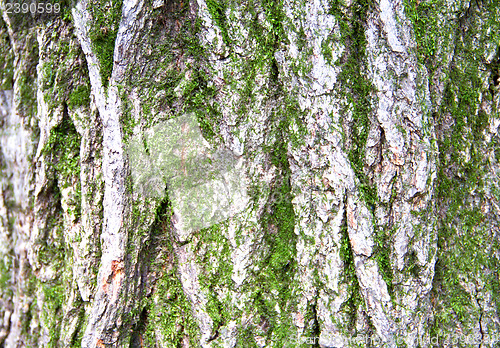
[340,197,363,334]
[474,281,484,348]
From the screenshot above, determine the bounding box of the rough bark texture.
[0,0,499,347]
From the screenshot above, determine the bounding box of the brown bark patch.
[347,207,357,229]
[110,260,125,302]
[111,260,124,278]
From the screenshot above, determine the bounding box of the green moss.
[122,197,199,345]
[0,19,14,90]
[49,115,81,180]
[404,249,421,278]
[404,0,440,63]
[0,257,12,297]
[195,224,232,337]
[17,35,39,118]
[88,0,123,89]
[26,235,73,347]
[38,27,91,112]
[119,86,136,143]
[211,1,307,343]
[374,226,395,303]
[122,4,223,145]
[144,272,200,347]
[238,326,260,348]
[39,242,78,348]
[261,0,286,45]
[330,0,377,206]
[142,200,200,347]
[69,309,86,348]
[183,69,222,144]
[339,218,364,332]
[206,0,231,46]
[20,272,41,347]
[422,0,500,335]
[42,282,65,347]
[68,84,91,110]
[240,114,298,345]
[44,113,82,220]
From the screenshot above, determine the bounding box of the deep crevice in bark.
[340,201,364,334]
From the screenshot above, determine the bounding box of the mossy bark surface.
[0,0,499,347]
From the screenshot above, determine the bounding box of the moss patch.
[0,257,12,298]
[330,0,377,207]
[140,199,200,347]
[68,84,91,110]
[339,215,365,333]
[0,19,14,90]
[206,0,231,46]
[88,0,123,89]
[41,282,65,347]
[38,22,92,112]
[44,110,82,220]
[240,114,298,346]
[194,224,232,339]
[17,34,39,118]
[416,0,500,336]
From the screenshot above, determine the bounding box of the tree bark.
[0,0,499,347]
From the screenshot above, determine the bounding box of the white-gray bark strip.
[365,0,437,344]
[73,0,145,345]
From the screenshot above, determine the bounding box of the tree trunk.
[0,0,499,347]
